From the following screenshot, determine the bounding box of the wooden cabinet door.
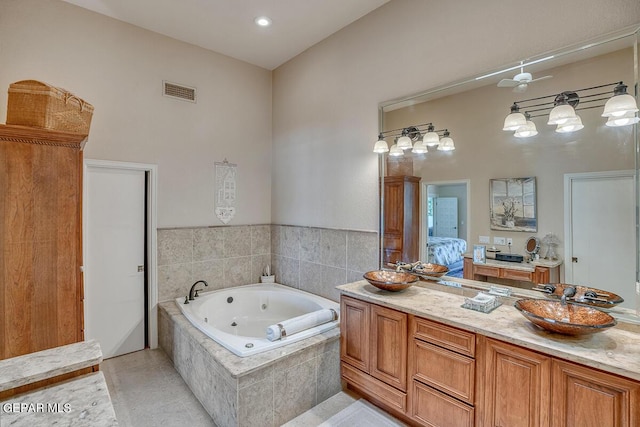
[479,337,551,427]
[370,303,407,391]
[551,360,640,427]
[340,296,370,373]
[411,380,474,427]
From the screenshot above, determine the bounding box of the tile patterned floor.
[102,348,403,427]
[101,348,215,427]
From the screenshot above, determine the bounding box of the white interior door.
[434,197,458,238]
[566,172,635,308]
[85,166,146,358]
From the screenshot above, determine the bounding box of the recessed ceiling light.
[254,16,272,27]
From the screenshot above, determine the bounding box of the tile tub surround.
[158,225,272,302]
[338,280,640,381]
[158,224,378,304]
[0,372,118,427]
[158,301,341,427]
[271,226,379,302]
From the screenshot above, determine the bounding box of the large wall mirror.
[378,26,639,316]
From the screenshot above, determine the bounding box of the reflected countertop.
[337,279,640,381]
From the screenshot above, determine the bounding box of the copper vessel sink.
[514,298,616,336]
[363,270,419,292]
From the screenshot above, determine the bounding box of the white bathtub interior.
[175,283,340,357]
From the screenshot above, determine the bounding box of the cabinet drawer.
[410,381,474,427]
[474,264,500,278]
[500,268,533,281]
[411,340,475,404]
[341,362,407,413]
[412,316,475,357]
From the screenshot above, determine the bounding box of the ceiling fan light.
[373,139,389,153]
[555,115,583,133]
[423,131,440,146]
[605,111,640,127]
[547,104,576,125]
[397,135,413,150]
[389,144,404,157]
[514,120,538,138]
[602,93,639,118]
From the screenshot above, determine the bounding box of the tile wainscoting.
[157,225,378,303]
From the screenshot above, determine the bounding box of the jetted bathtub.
[175,283,340,357]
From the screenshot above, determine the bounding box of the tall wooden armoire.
[0,124,86,359]
[382,175,420,266]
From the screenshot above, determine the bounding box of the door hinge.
[571,257,578,263]
[138,265,145,272]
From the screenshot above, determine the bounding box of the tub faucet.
[561,286,576,305]
[189,280,208,301]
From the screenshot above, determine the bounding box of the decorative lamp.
[602,83,639,118]
[605,111,640,127]
[514,114,538,138]
[422,124,440,146]
[373,134,389,153]
[396,129,413,150]
[548,92,578,125]
[389,144,404,157]
[437,131,455,151]
[412,140,428,154]
[556,115,584,133]
[503,103,527,131]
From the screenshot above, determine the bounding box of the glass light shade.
[396,135,413,150]
[423,131,440,146]
[437,136,455,151]
[373,139,389,153]
[605,111,640,127]
[514,120,538,138]
[602,94,639,117]
[412,141,428,154]
[503,112,527,131]
[389,144,404,157]
[547,104,577,125]
[555,115,584,133]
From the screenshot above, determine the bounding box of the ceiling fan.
[497,64,552,93]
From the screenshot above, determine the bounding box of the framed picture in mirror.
[490,177,537,232]
[473,245,486,264]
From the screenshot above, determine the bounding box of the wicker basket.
[6,80,94,135]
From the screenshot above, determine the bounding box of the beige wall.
[384,48,635,256]
[0,0,272,228]
[272,0,640,232]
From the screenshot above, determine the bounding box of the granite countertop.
[0,372,118,426]
[0,340,103,392]
[337,280,640,381]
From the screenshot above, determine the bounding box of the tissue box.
[462,292,502,313]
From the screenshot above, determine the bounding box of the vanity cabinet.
[463,257,559,285]
[0,125,86,359]
[382,175,420,265]
[340,296,408,414]
[408,316,476,427]
[477,336,640,427]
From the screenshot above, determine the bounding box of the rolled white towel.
[266,308,338,341]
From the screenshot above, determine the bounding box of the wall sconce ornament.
[502,81,639,138]
[373,122,455,155]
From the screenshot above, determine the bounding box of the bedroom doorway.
[422,180,470,277]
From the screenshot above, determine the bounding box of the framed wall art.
[490,177,537,232]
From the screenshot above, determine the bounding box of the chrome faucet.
[188,280,208,301]
[560,286,576,305]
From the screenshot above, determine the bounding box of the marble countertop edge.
[0,340,103,392]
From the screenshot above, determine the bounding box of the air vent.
[163,81,196,103]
